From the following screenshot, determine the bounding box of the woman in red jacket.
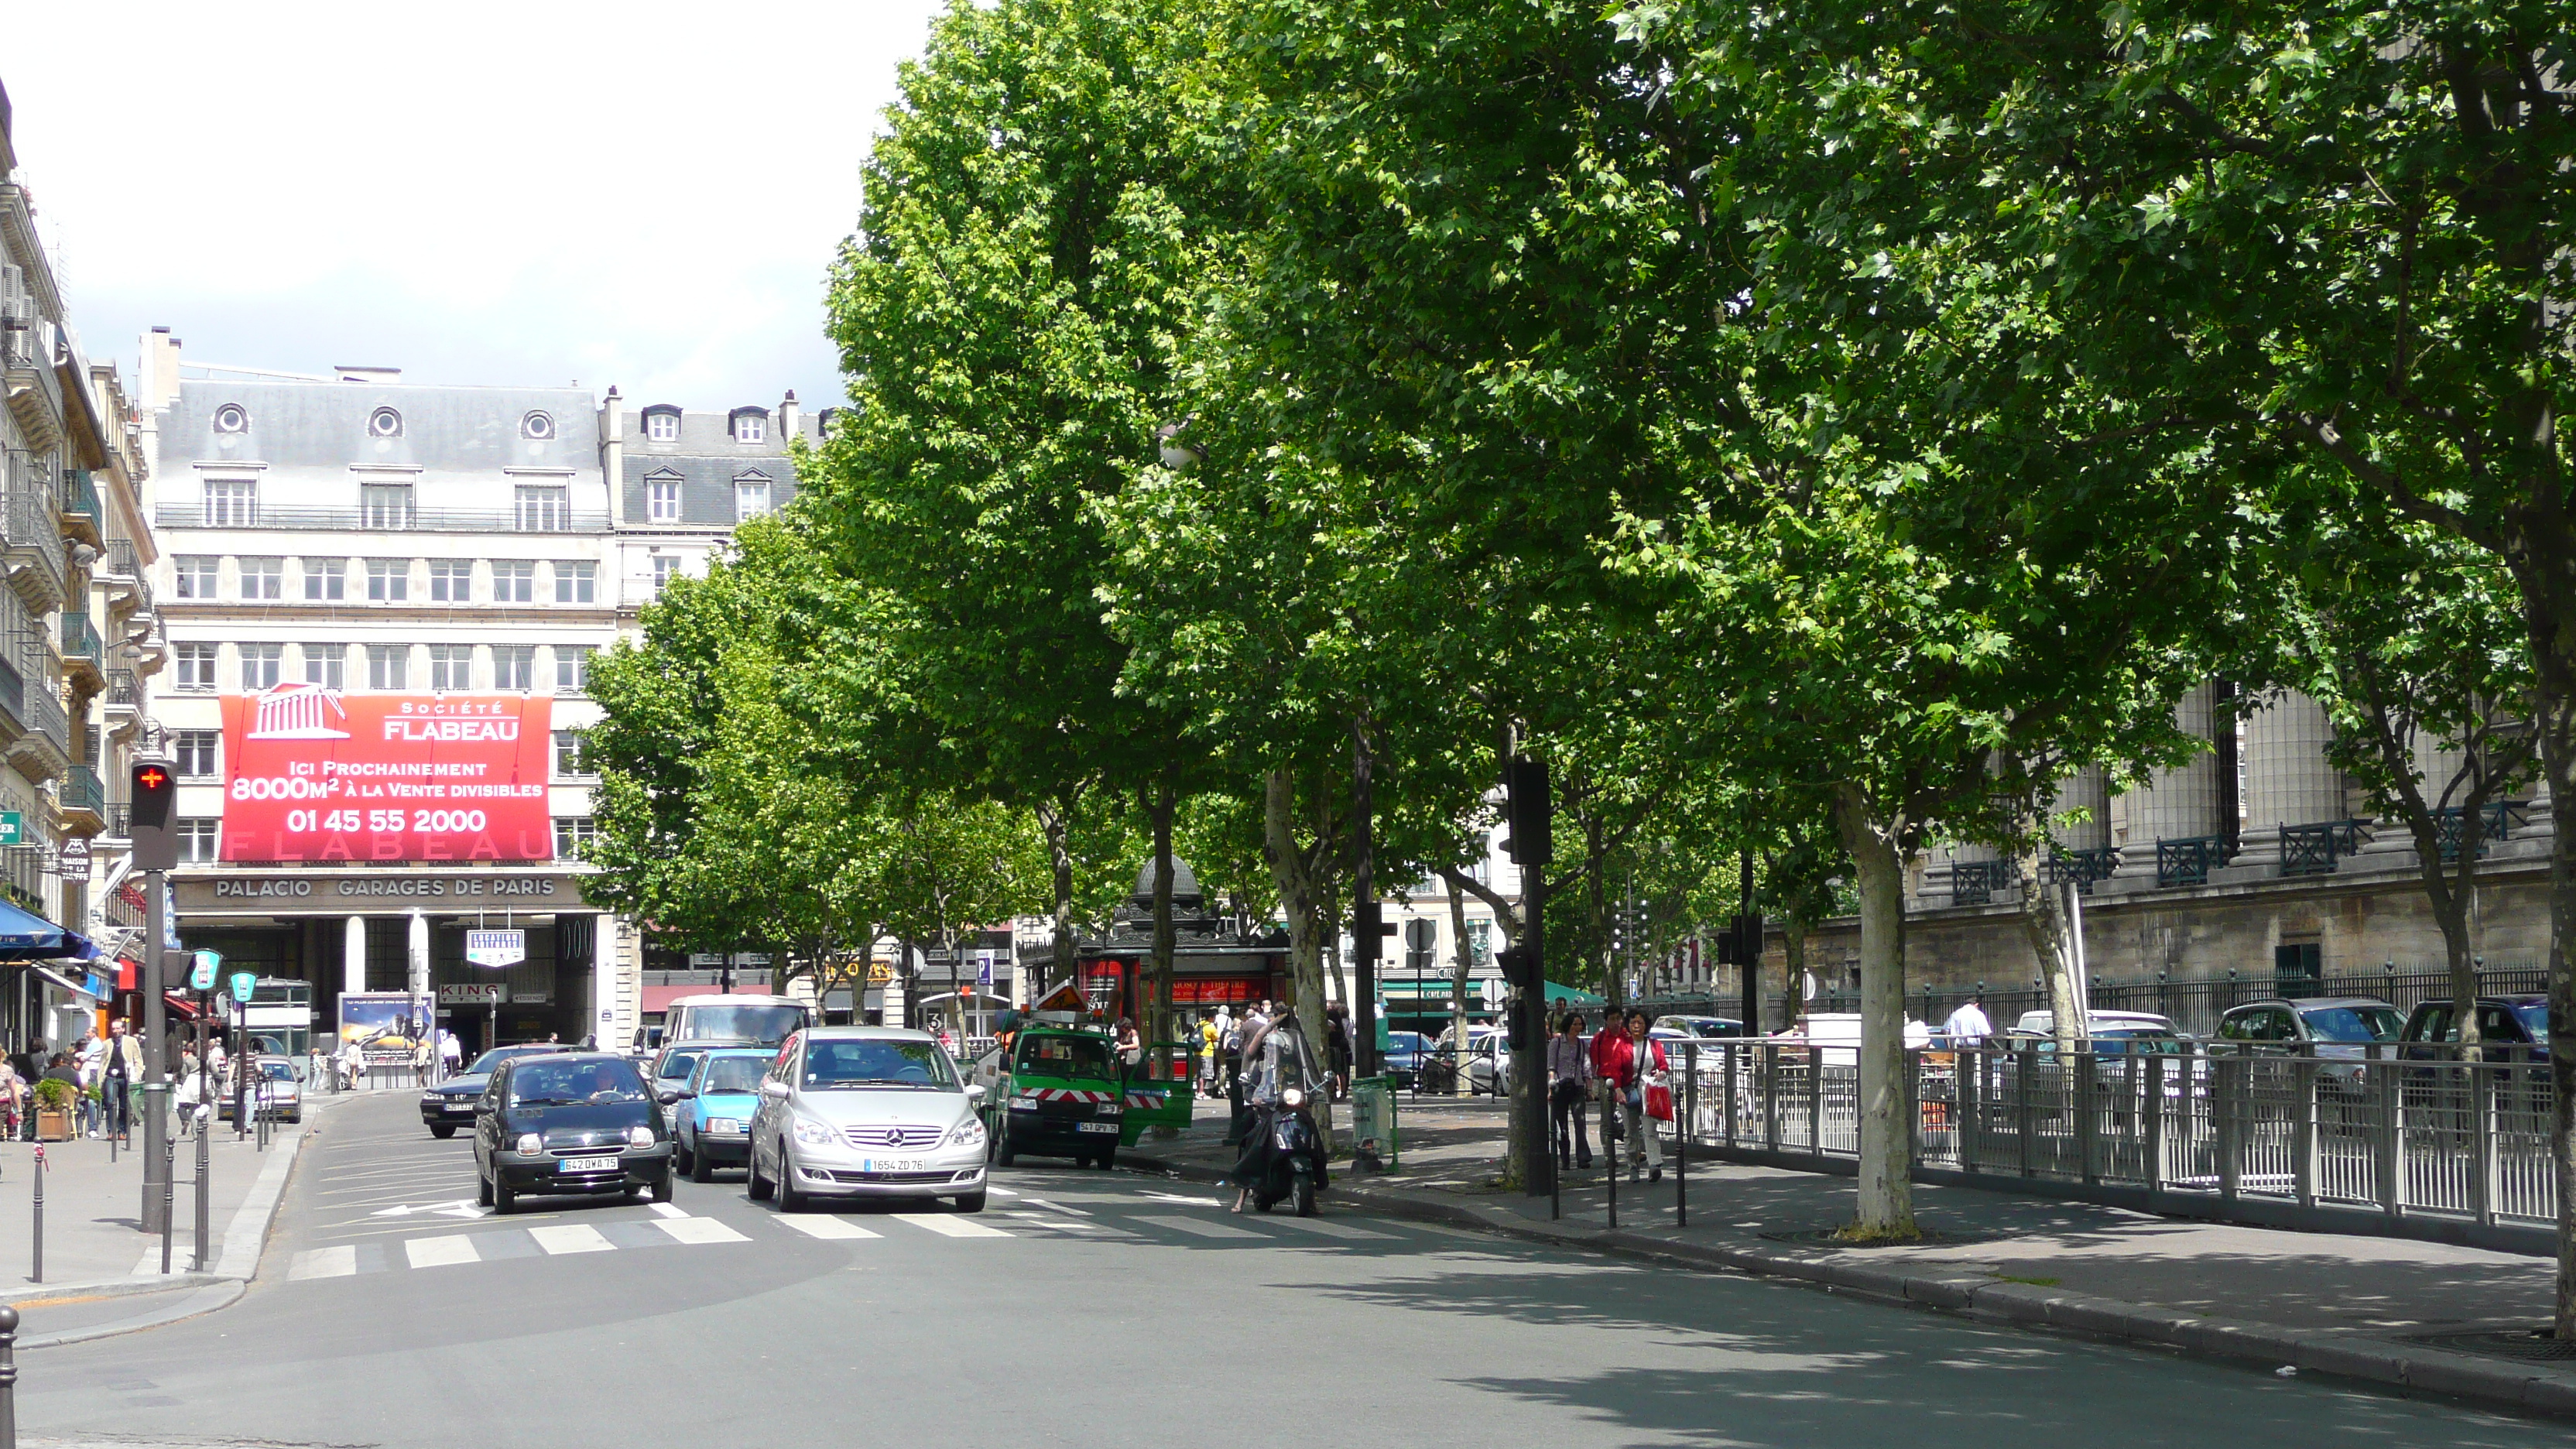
[1595,1011,1667,1183]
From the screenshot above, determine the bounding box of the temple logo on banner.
[465,929,527,968]
[246,683,351,740]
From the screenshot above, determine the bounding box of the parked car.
[2006,1009,2191,1054]
[2215,997,2404,1084]
[419,1043,572,1139]
[1653,1016,1746,1040]
[1421,1026,1514,1095]
[1382,1030,1434,1087]
[1769,1012,1932,1067]
[218,1056,303,1123]
[748,1026,988,1213]
[667,1046,771,1182]
[2399,994,2551,1072]
[473,1052,674,1213]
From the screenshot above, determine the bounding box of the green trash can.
[1351,1075,1399,1170]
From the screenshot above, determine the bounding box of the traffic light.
[130,759,178,871]
[1502,755,1552,866]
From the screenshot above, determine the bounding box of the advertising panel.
[218,685,553,862]
[338,992,433,1064]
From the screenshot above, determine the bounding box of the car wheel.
[775,1143,807,1212]
[430,1124,457,1140]
[995,1131,1016,1167]
[651,1169,675,1204]
[955,1190,986,1214]
[493,1177,516,1215]
[690,1142,714,1184]
[1095,1146,1115,1171]
[747,1144,775,1202]
[673,1136,694,1177]
[477,1170,493,1208]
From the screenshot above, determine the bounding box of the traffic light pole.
[1351,719,1380,1084]
[139,871,169,1236]
[1503,754,1553,1201]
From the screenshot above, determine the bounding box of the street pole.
[1735,852,1759,1036]
[193,1009,209,1272]
[139,874,170,1235]
[1351,718,1380,1084]
[1504,753,1553,1201]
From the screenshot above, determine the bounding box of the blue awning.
[0,899,98,962]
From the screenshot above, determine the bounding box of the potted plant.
[32,1077,74,1141]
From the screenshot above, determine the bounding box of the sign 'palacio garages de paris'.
[218,683,553,862]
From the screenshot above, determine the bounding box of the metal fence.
[1674,1040,2556,1247]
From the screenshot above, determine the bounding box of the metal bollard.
[192,1105,211,1274]
[1606,1095,1619,1231]
[0,1300,19,1449]
[160,1134,174,1276]
[28,1147,41,1285]
[1677,1044,1694,1229]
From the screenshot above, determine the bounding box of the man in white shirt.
[1941,993,1993,1047]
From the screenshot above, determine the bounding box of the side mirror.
[759,1081,790,1099]
[965,1084,987,1103]
[658,1089,680,1105]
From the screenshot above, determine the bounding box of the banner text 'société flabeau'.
[218,687,553,862]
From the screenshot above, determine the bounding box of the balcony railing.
[156,502,611,535]
[0,653,22,729]
[2045,846,2120,892]
[58,467,98,525]
[60,763,102,817]
[60,611,100,666]
[2,486,65,601]
[2156,834,2230,889]
[2,324,63,450]
[2434,800,2525,864]
[2280,818,2369,878]
[104,667,138,707]
[1949,858,2012,907]
[99,536,139,577]
[19,682,67,759]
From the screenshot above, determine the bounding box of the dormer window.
[522,410,556,440]
[212,403,249,434]
[642,405,680,442]
[815,407,842,436]
[368,406,403,438]
[730,408,766,444]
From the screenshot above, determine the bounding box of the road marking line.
[1019,1198,1089,1215]
[1137,1190,1220,1206]
[891,1214,1012,1238]
[656,1216,749,1245]
[528,1224,615,1255]
[648,1201,689,1219]
[988,1187,1019,1197]
[773,1215,882,1240]
[403,1235,481,1269]
[1262,1218,1397,1240]
[1132,1214,1266,1239]
[289,1245,357,1279]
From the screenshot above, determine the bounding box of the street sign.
[976,953,994,989]
[464,929,526,968]
[438,982,507,1005]
[189,951,221,992]
[0,810,20,845]
[56,836,88,882]
[228,971,256,1004]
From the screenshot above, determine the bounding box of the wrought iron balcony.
[104,667,138,707]
[2044,846,2119,892]
[2,324,62,453]
[2280,819,2369,878]
[57,466,99,540]
[5,677,65,779]
[1,486,64,610]
[155,501,611,535]
[0,653,23,732]
[2156,834,2230,889]
[2434,800,2526,864]
[60,609,101,672]
[60,762,103,820]
[98,536,139,578]
[1949,858,2013,906]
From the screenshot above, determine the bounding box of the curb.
[16,1281,245,1351]
[1117,1148,2576,1423]
[5,1272,235,1309]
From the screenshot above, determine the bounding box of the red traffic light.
[135,765,170,792]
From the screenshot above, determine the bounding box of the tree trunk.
[2012,843,2083,1057]
[1149,772,1177,1058]
[1262,767,1329,1050]
[1782,916,1806,1026]
[1447,875,1475,1099]
[1832,783,1917,1239]
[1038,798,1076,1003]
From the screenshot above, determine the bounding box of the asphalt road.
[13,1093,2563,1448]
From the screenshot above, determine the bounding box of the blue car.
[667,1047,770,1183]
[1383,1031,1434,1088]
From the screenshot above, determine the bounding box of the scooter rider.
[1230,1005,1326,1213]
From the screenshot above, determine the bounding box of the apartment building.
[0,78,163,1051]
[138,337,623,1056]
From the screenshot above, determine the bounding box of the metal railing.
[2045,846,2119,892]
[57,467,97,524]
[0,488,62,599]
[60,764,101,816]
[2281,819,2369,877]
[2434,801,2524,863]
[18,683,65,759]
[103,668,136,707]
[1949,858,2010,906]
[155,502,611,535]
[59,611,98,668]
[99,536,139,578]
[2156,834,2229,888]
[0,654,20,731]
[1679,1040,2556,1242]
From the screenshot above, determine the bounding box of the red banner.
[218,687,553,862]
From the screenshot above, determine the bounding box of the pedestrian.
[1941,992,1993,1049]
[1547,1012,1594,1171]
[338,1036,366,1092]
[0,1057,21,1142]
[104,1019,142,1142]
[74,1032,101,1136]
[1598,1010,1667,1183]
[1324,1004,1351,1100]
[1198,1014,1220,1097]
[410,1034,434,1088]
[439,1028,463,1078]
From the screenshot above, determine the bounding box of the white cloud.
[3,0,948,406]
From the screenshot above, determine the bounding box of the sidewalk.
[0,1091,344,1348]
[1126,1093,2576,1421]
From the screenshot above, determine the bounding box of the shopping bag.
[1646,1084,1674,1122]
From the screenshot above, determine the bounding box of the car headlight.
[420,1093,440,1105]
[793,1118,838,1147]
[948,1118,986,1149]
[516,1132,543,1154]
[1282,1087,1307,1108]
[626,1125,655,1147]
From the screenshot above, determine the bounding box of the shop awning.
[1544,981,1605,1005]
[0,899,97,962]
[27,964,99,1000]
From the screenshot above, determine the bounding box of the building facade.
[0,79,164,1052]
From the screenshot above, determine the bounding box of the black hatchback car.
[2400,994,2551,1068]
[474,1052,674,1214]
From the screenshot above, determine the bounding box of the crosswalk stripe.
[1263,1217,1397,1240]
[289,1245,356,1279]
[1133,1214,1265,1239]
[528,1224,615,1255]
[890,1213,1012,1239]
[655,1216,749,1245]
[405,1235,481,1269]
[773,1214,882,1240]
[648,1201,689,1219]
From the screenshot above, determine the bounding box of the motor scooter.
[1249,1085,1328,1217]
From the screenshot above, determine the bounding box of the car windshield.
[261,1060,297,1081]
[657,1051,704,1082]
[463,1047,548,1076]
[2301,1005,2403,1043]
[677,1004,806,1046]
[803,1040,960,1091]
[2095,1029,2185,1055]
[1018,1035,1113,1078]
[2513,1002,2550,1040]
[509,1059,649,1106]
[697,1057,766,1094]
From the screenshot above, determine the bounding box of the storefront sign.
[56,837,87,882]
[218,687,553,862]
[439,982,507,1005]
[0,811,19,845]
[177,873,586,914]
[464,929,526,968]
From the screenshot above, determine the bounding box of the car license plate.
[1077,1122,1118,1134]
[558,1155,618,1174]
[859,1158,924,1173]
[445,1101,474,1112]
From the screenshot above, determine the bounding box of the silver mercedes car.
[745,1026,989,1213]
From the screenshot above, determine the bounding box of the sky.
[2,1,951,410]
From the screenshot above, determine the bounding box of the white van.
[663,994,814,1048]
